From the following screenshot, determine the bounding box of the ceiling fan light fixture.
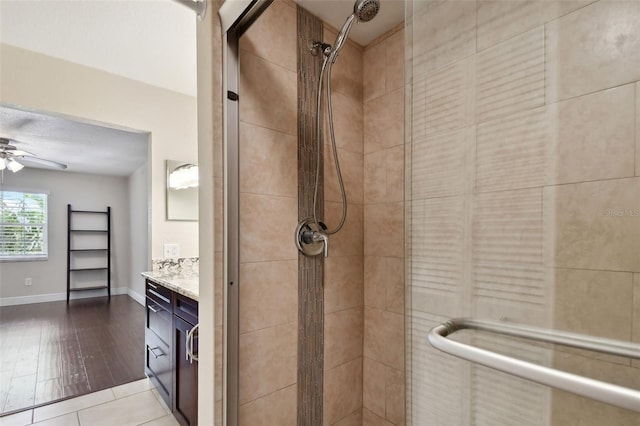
[7,158,24,173]
[0,157,6,171]
[1,137,67,171]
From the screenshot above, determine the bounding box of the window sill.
[0,256,48,263]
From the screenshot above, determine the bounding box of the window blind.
[0,190,48,260]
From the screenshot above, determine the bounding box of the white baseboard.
[127,288,145,306]
[0,287,130,306]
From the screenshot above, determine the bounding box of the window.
[0,190,48,261]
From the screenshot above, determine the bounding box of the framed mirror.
[166,159,198,221]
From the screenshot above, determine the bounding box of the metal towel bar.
[428,318,640,413]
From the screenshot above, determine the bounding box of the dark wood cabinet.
[173,314,198,426]
[145,325,172,406]
[145,280,173,407]
[144,279,198,425]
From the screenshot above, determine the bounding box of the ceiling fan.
[0,137,68,172]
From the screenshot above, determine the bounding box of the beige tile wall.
[545,1,640,102]
[553,269,634,342]
[324,358,364,425]
[334,410,363,426]
[637,82,640,176]
[551,352,640,426]
[408,0,640,425]
[209,0,224,422]
[363,26,405,426]
[476,0,591,52]
[239,384,297,425]
[236,1,299,423]
[219,2,367,424]
[322,24,365,426]
[634,274,640,369]
[216,1,640,425]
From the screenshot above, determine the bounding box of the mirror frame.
[166,159,199,221]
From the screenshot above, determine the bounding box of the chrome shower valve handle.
[304,229,329,258]
[295,218,329,258]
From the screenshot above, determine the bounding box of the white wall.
[195,2,221,423]
[0,168,131,303]
[128,162,150,304]
[0,43,198,260]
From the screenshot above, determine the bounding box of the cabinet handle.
[148,289,170,304]
[186,324,199,363]
[186,328,192,362]
[149,346,165,359]
[147,282,158,289]
[148,304,159,313]
[191,324,199,362]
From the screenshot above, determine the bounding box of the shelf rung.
[70,230,108,233]
[69,286,109,292]
[70,249,108,252]
[70,210,108,214]
[69,268,108,272]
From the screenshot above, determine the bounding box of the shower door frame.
[219,1,275,425]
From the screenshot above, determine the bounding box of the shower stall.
[214,0,640,424]
[405,1,640,424]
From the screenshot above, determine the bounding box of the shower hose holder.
[309,41,332,57]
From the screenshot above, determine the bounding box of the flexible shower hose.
[312,53,348,235]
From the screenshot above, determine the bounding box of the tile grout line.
[29,387,165,426]
[33,388,115,423]
[150,388,171,415]
[75,389,162,424]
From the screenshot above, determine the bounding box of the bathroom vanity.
[142,271,198,426]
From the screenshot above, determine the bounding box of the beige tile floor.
[0,379,178,426]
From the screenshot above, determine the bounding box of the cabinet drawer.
[145,330,171,408]
[146,279,172,310]
[146,297,172,345]
[174,293,198,325]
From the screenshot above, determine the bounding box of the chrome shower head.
[354,0,380,22]
[325,0,381,63]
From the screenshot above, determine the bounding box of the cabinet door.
[173,315,198,426]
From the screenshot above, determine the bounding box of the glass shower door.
[405,1,640,424]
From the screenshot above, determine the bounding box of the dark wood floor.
[0,295,145,415]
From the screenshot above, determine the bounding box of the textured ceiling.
[0,106,148,176]
[295,0,405,46]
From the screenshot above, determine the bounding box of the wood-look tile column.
[297,6,324,426]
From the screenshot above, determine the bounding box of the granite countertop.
[141,270,199,301]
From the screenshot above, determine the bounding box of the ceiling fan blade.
[0,137,15,148]
[0,138,34,155]
[12,118,35,130]
[17,155,68,170]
